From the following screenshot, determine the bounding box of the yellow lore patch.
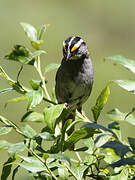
[71,45,78,52]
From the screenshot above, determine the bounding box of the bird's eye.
[71,45,78,52]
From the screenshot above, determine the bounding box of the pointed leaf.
[8,142,26,156]
[64,128,96,150]
[91,85,110,122]
[5,96,27,108]
[18,161,47,173]
[1,157,15,180]
[110,157,135,167]
[21,111,44,123]
[20,124,37,138]
[27,89,43,110]
[49,153,71,166]
[43,104,65,131]
[38,24,49,40]
[44,63,60,74]
[70,165,88,180]
[118,168,128,180]
[58,167,69,180]
[94,133,112,148]
[31,50,46,59]
[105,55,135,73]
[0,126,12,135]
[108,121,121,140]
[39,132,55,141]
[107,108,135,126]
[82,122,114,135]
[101,141,130,157]
[20,22,37,41]
[0,88,13,94]
[114,80,135,93]
[0,140,11,150]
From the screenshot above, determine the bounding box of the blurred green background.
[0,0,135,179]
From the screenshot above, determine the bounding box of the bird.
[55,36,94,142]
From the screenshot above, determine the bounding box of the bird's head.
[62,36,89,60]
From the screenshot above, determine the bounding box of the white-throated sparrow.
[55,36,94,142]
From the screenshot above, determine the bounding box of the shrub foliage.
[0,23,135,180]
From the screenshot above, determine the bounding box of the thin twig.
[43,97,57,105]
[63,163,78,180]
[75,151,82,163]
[36,56,51,101]
[29,148,58,180]
[17,65,23,83]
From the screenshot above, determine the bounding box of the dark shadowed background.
[0,0,135,179]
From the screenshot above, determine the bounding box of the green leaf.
[20,124,37,138]
[0,88,13,94]
[64,128,96,150]
[0,126,12,135]
[20,22,37,42]
[114,80,135,93]
[18,155,49,173]
[1,157,15,180]
[44,63,60,74]
[5,96,27,108]
[0,140,11,150]
[70,165,88,180]
[18,161,47,173]
[29,80,41,90]
[58,167,69,180]
[39,132,55,141]
[31,50,46,59]
[27,89,43,110]
[105,55,135,73]
[49,153,71,166]
[94,133,112,148]
[38,24,49,40]
[128,137,135,153]
[21,111,44,123]
[101,141,130,157]
[84,138,95,154]
[8,142,26,156]
[118,168,128,180]
[107,108,135,126]
[108,121,121,140]
[110,157,135,167]
[43,104,65,131]
[82,122,114,135]
[91,85,110,122]
[66,119,84,132]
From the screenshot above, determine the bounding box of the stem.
[75,152,82,163]
[63,163,78,180]
[29,148,58,180]
[36,56,51,101]
[43,97,57,105]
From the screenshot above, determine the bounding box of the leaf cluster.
[0,23,135,180]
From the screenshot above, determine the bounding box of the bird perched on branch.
[55,36,94,143]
